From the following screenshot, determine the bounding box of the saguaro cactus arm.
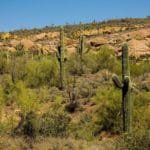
[112,74,123,88]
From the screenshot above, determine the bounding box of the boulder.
[20,39,34,50]
[89,37,108,47]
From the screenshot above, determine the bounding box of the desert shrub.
[130,61,150,77]
[36,86,50,103]
[25,57,59,87]
[14,81,38,113]
[25,60,40,87]
[39,109,70,137]
[10,56,27,81]
[2,75,15,105]
[132,92,150,130]
[83,51,98,74]
[0,87,4,120]
[69,113,99,141]
[116,130,150,150]
[96,46,115,70]
[37,57,59,86]
[66,53,82,75]
[12,111,38,138]
[93,86,122,134]
[22,111,37,138]
[0,52,8,74]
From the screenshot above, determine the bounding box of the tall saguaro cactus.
[112,43,132,133]
[57,27,66,90]
[77,35,85,74]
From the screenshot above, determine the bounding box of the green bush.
[130,61,150,77]
[25,57,59,87]
[36,86,50,103]
[0,55,7,74]
[14,81,38,113]
[0,87,4,120]
[83,51,98,74]
[116,131,150,150]
[96,46,115,70]
[2,75,15,105]
[69,113,99,141]
[39,109,70,137]
[66,53,82,75]
[132,92,150,130]
[93,86,122,134]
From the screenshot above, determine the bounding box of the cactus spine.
[78,35,85,74]
[112,43,132,133]
[57,27,66,90]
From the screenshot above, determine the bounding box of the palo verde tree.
[56,26,67,90]
[112,43,132,133]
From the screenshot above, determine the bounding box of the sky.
[0,0,150,32]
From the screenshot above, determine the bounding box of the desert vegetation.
[0,18,150,150]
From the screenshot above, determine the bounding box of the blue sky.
[0,0,150,32]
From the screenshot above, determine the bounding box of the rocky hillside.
[0,18,150,58]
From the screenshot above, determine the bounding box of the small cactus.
[112,43,132,133]
[56,27,67,90]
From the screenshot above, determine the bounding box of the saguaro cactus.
[57,27,66,90]
[77,35,86,74]
[112,43,132,133]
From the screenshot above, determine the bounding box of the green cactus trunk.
[10,53,15,83]
[122,44,132,133]
[57,27,66,90]
[112,43,132,133]
[78,35,84,74]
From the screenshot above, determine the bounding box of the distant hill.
[0,17,150,58]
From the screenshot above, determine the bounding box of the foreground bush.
[116,131,150,150]
[39,109,70,137]
[93,86,122,134]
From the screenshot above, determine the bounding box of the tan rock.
[0,42,3,46]
[6,47,16,52]
[125,29,150,40]
[128,39,150,57]
[47,32,59,38]
[10,39,20,47]
[35,33,47,41]
[89,37,108,47]
[20,39,34,50]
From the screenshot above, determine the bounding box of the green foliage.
[14,81,38,113]
[116,131,150,150]
[2,75,15,105]
[0,52,8,74]
[96,46,116,70]
[10,55,27,81]
[69,113,99,141]
[83,51,98,74]
[36,86,50,103]
[94,86,122,134]
[130,61,150,77]
[66,53,81,75]
[39,109,70,137]
[25,57,59,87]
[83,46,121,74]
[132,92,150,130]
[0,87,4,120]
